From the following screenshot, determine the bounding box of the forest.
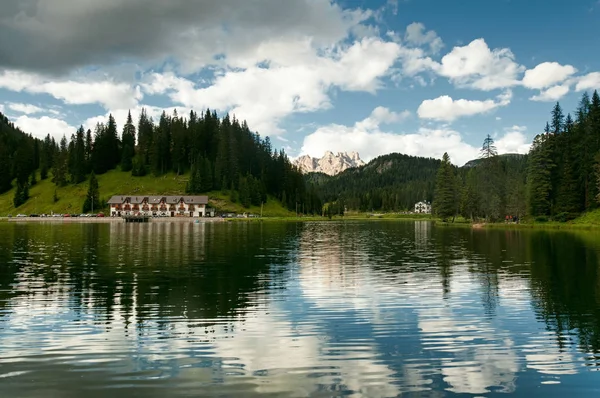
[0,109,321,213]
[434,90,600,222]
[307,153,441,212]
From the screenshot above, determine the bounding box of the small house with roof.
[414,201,432,214]
[107,195,212,217]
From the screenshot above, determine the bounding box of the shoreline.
[3,216,600,230]
[2,217,226,224]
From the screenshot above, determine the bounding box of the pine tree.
[201,158,214,192]
[239,176,250,208]
[480,134,498,159]
[82,172,100,213]
[121,111,136,172]
[527,133,555,216]
[13,181,29,208]
[186,156,203,194]
[461,168,480,220]
[70,126,86,184]
[0,139,11,193]
[555,114,580,215]
[85,129,93,173]
[433,153,457,221]
[52,136,68,187]
[106,114,120,170]
[30,170,37,186]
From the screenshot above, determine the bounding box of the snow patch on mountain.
[294,151,365,176]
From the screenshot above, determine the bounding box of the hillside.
[309,152,441,211]
[0,168,295,217]
[462,153,527,169]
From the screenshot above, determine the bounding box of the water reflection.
[0,222,600,396]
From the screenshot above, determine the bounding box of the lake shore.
[2,217,226,223]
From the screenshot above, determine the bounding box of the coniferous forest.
[0,109,321,214]
[432,90,600,222]
[2,89,599,221]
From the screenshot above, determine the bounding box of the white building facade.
[107,195,214,217]
[414,201,432,214]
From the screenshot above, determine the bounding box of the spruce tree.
[461,168,479,220]
[186,157,203,194]
[82,172,100,213]
[480,134,498,159]
[527,133,555,216]
[434,153,457,221]
[121,111,136,172]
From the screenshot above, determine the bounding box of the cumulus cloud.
[404,22,444,54]
[0,0,369,74]
[140,37,402,135]
[7,103,45,115]
[522,62,577,89]
[12,115,76,141]
[417,91,511,122]
[575,72,600,91]
[299,106,529,166]
[496,126,531,154]
[436,39,525,90]
[0,70,142,109]
[530,84,570,102]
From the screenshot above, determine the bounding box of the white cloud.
[530,84,570,102]
[300,106,530,166]
[505,125,527,133]
[141,37,402,135]
[522,62,577,89]
[417,91,511,122]
[0,70,142,110]
[7,103,45,115]
[357,106,410,130]
[404,22,444,54]
[12,115,76,141]
[575,72,600,91]
[436,39,525,90]
[496,129,531,154]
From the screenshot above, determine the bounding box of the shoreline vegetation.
[5,209,600,230]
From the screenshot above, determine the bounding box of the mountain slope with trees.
[308,153,441,212]
[433,90,600,223]
[0,109,321,215]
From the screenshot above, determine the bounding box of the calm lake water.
[1,221,600,397]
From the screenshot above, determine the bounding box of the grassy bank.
[0,169,294,217]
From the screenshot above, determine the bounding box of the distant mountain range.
[293,151,365,176]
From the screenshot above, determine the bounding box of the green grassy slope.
[0,169,295,217]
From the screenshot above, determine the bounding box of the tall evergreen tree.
[527,132,555,216]
[82,172,100,213]
[480,134,498,159]
[433,153,457,221]
[121,111,136,172]
[461,168,480,220]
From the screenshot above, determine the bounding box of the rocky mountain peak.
[293,151,365,176]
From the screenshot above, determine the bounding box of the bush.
[534,215,549,223]
[553,212,577,223]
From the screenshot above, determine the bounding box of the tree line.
[308,153,441,212]
[433,90,600,222]
[1,109,321,214]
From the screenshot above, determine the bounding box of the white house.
[414,201,432,214]
[107,195,213,217]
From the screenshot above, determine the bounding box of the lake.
[1,221,599,397]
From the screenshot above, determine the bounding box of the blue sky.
[1,0,599,165]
